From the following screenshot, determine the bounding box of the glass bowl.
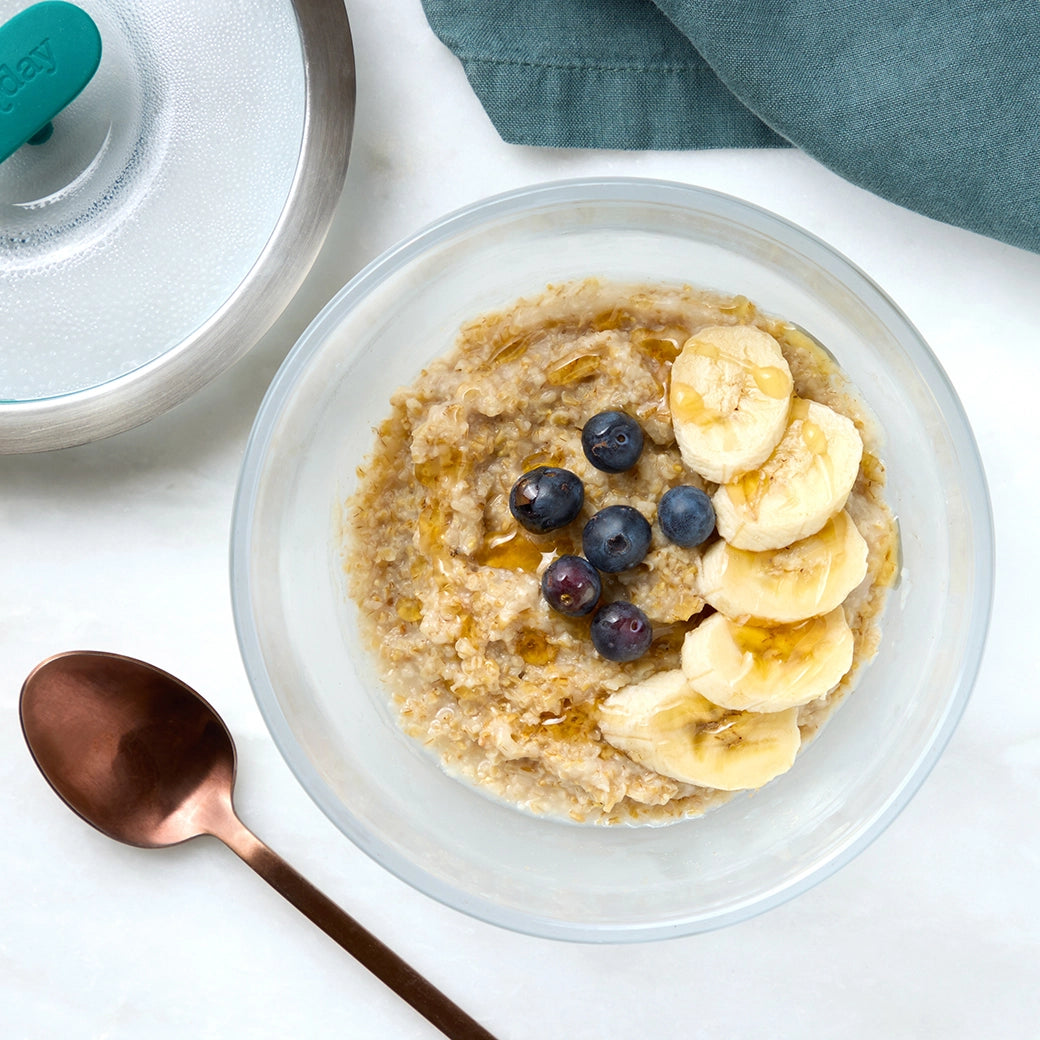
[230,178,993,942]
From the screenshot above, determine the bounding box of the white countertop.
[3,1,1038,1037]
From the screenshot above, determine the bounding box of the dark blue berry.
[541,555,602,617]
[581,411,645,473]
[509,466,584,533]
[590,601,653,662]
[658,485,716,547]
[582,504,651,573]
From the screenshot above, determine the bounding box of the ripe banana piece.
[697,509,869,623]
[712,398,864,551]
[680,607,855,712]
[599,669,801,791]
[669,325,793,484]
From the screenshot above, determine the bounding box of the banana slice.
[680,607,854,712]
[669,325,793,483]
[713,398,864,551]
[599,669,801,791]
[698,509,869,623]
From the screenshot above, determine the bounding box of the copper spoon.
[19,650,497,1040]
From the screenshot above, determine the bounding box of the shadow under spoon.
[19,650,497,1040]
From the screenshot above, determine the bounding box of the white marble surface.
[3,1,1039,1036]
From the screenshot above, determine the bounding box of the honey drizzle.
[546,352,601,386]
[752,365,793,399]
[476,530,544,572]
[791,398,833,475]
[396,596,423,623]
[670,381,720,426]
[731,615,830,676]
[531,699,597,743]
[631,325,687,364]
[516,628,557,666]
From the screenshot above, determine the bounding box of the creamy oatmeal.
[342,280,898,824]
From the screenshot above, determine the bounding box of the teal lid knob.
[0,1,102,164]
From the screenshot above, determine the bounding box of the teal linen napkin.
[421,0,1040,254]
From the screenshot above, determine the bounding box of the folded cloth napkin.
[421,0,1040,255]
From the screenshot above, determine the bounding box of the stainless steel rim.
[0,0,355,454]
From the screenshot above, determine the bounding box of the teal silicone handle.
[0,1,101,163]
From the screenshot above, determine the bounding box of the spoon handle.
[213,813,498,1040]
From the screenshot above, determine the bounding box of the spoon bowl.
[21,652,236,848]
[20,650,495,1040]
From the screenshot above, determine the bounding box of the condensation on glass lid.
[0,0,307,402]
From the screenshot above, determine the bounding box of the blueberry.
[658,485,716,547]
[509,466,584,533]
[590,601,653,662]
[581,411,644,473]
[582,504,651,573]
[541,555,602,617]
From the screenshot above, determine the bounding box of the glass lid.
[0,0,354,451]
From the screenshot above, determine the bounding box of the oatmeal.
[342,280,898,824]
